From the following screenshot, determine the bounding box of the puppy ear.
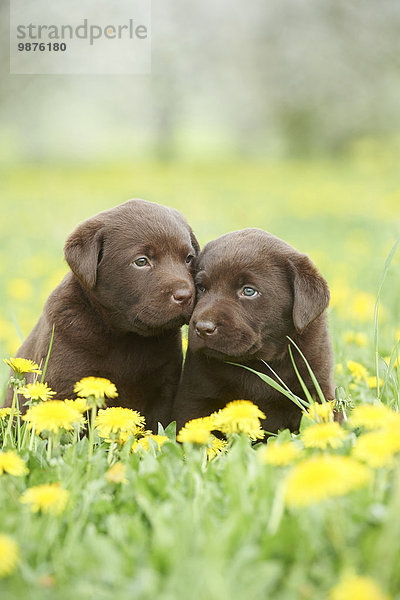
[288,254,330,333]
[170,207,200,255]
[190,229,200,255]
[64,219,103,289]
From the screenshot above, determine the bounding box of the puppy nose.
[172,288,193,305]
[195,320,217,337]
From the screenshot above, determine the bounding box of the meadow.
[1,150,400,599]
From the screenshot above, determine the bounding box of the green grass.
[1,157,400,598]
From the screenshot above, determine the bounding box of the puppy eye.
[196,283,206,293]
[185,254,194,264]
[133,257,149,267]
[242,286,258,297]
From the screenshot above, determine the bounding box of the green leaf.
[374,236,400,397]
[40,324,55,383]
[288,345,314,405]
[227,362,308,410]
[287,336,326,404]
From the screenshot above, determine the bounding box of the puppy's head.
[64,199,199,335]
[189,229,329,360]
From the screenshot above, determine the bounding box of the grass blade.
[380,341,400,409]
[286,336,326,404]
[374,236,400,398]
[260,359,293,394]
[288,345,315,405]
[10,312,24,343]
[40,324,55,383]
[227,362,309,410]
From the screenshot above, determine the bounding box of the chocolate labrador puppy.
[173,228,334,433]
[5,199,199,431]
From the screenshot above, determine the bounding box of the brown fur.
[173,229,335,433]
[4,199,199,432]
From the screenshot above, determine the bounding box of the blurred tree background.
[1,0,400,162]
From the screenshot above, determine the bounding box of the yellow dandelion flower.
[94,407,145,439]
[177,417,214,444]
[342,331,368,347]
[349,402,400,430]
[105,462,128,484]
[207,435,228,460]
[20,382,56,403]
[197,414,217,429]
[64,398,88,413]
[23,401,84,434]
[329,573,391,600]
[366,376,384,389]
[259,440,302,466]
[213,400,266,440]
[350,291,376,322]
[116,427,148,445]
[74,377,118,399]
[355,332,368,348]
[330,281,350,311]
[0,408,21,420]
[20,483,69,514]
[382,355,398,369]
[0,408,12,420]
[7,278,33,301]
[303,401,335,423]
[285,456,370,507]
[343,331,355,345]
[347,360,368,382]
[301,422,347,450]
[3,357,42,375]
[115,430,131,445]
[0,533,19,578]
[0,451,28,476]
[355,333,368,347]
[352,429,400,468]
[132,434,169,452]
[246,424,265,441]
[0,320,20,355]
